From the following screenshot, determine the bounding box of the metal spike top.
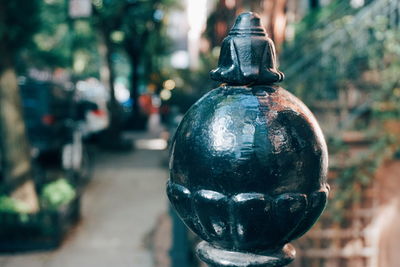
[210,12,284,85]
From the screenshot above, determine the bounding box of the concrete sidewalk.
[0,146,169,267]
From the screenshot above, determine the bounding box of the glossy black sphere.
[167,85,329,252]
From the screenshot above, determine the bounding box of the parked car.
[19,78,90,184]
[20,78,74,154]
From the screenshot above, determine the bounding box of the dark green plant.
[0,195,30,213]
[281,3,400,222]
[41,179,76,210]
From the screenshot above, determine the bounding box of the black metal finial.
[228,11,266,35]
[210,12,284,86]
[167,11,329,267]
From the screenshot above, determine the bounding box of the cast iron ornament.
[167,12,329,267]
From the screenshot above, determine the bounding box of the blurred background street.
[0,133,169,267]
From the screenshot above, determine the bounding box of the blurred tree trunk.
[124,26,153,130]
[0,50,39,212]
[129,51,140,120]
[92,3,127,139]
[310,0,320,9]
[125,36,141,122]
[96,28,130,149]
[99,28,119,131]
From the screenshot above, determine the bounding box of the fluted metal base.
[196,242,296,267]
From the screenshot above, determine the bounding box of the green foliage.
[20,0,100,77]
[92,0,178,89]
[121,0,179,82]
[0,0,40,61]
[2,0,178,81]
[33,0,70,67]
[293,0,353,40]
[282,2,400,222]
[0,195,30,213]
[41,179,76,210]
[72,22,101,78]
[0,178,76,214]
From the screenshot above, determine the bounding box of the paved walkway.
[0,143,169,267]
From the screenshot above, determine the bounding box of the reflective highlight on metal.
[167,12,329,267]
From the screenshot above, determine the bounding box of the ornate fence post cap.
[167,11,329,267]
[210,12,284,86]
